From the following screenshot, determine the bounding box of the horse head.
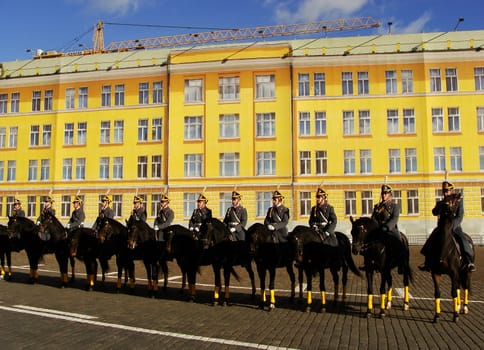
[442,192,462,218]
[202,218,232,246]
[8,215,38,238]
[38,213,67,242]
[349,216,378,255]
[289,225,316,262]
[97,218,126,244]
[127,220,154,249]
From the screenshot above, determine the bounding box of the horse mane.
[44,212,64,229]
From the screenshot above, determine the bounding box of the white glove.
[80,222,84,228]
[312,225,318,230]
[66,223,70,229]
[267,224,275,231]
[229,227,236,233]
[194,226,200,232]
[154,225,159,231]
[36,221,40,225]
[189,227,194,231]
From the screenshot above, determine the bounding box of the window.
[114,84,125,106]
[480,146,484,170]
[219,153,239,176]
[139,82,149,104]
[385,70,397,94]
[403,109,415,134]
[299,151,311,175]
[42,124,51,146]
[184,193,198,218]
[153,81,163,104]
[113,120,124,143]
[0,94,7,113]
[32,90,41,111]
[475,67,484,91]
[407,190,419,215]
[359,110,371,135]
[113,157,123,179]
[344,191,356,216]
[360,149,372,174]
[152,193,161,217]
[342,72,353,95]
[387,109,399,134]
[64,123,74,145]
[79,87,88,108]
[361,190,373,216]
[255,75,275,99]
[44,89,53,111]
[219,114,239,138]
[0,161,3,181]
[299,191,311,216]
[401,70,413,93]
[6,196,15,216]
[256,113,275,137]
[184,154,203,177]
[389,149,401,173]
[100,121,110,144]
[152,118,162,141]
[10,92,19,113]
[27,195,36,217]
[63,158,72,180]
[219,76,239,101]
[298,73,310,96]
[77,122,87,145]
[61,195,70,218]
[478,107,484,132]
[101,85,111,107]
[445,68,458,92]
[0,127,5,148]
[315,150,327,175]
[314,73,325,96]
[40,159,50,180]
[76,158,85,180]
[299,112,310,136]
[138,119,148,142]
[65,88,75,109]
[256,151,276,175]
[344,150,355,174]
[28,160,38,181]
[430,69,441,92]
[137,156,148,178]
[357,71,369,95]
[256,192,272,217]
[9,127,17,148]
[112,194,122,217]
[185,79,203,103]
[184,116,203,140]
[219,193,232,218]
[30,125,40,146]
[343,111,354,135]
[432,108,444,132]
[315,111,326,136]
[393,190,402,214]
[405,148,417,173]
[7,160,16,181]
[433,147,446,172]
[152,155,162,178]
[448,107,460,132]
[100,157,109,179]
[450,147,462,171]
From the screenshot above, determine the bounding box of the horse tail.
[336,232,361,277]
[401,233,414,283]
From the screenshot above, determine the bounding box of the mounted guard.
[308,188,338,246]
[154,193,174,241]
[189,193,212,243]
[223,191,247,241]
[264,190,290,243]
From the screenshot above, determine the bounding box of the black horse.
[350,216,413,317]
[291,225,361,312]
[246,223,297,311]
[202,218,256,306]
[0,224,15,280]
[126,219,170,297]
[422,192,474,323]
[69,226,101,290]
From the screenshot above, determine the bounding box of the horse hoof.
[403,303,410,311]
[386,302,392,310]
[69,277,76,283]
[305,306,311,313]
[211,300,219,307]
[433,315,439,323]
[463,305,469,314]
[380,311,386,318]
[319,306,326,313]
[258,303,265,310]
[453,314,459,323]
[61,282,68,289]
[186,296,195,303]
[269,303,275,311]
[366,311,372,318]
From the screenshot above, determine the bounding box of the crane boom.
[103,17,380,52]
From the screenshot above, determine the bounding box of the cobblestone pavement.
[0,246,482,349]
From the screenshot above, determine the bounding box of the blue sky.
[1,0,482,62]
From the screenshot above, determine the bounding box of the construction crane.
[88,17,380,54]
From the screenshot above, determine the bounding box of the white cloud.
[70,0,143,17]
[387,12,432,34]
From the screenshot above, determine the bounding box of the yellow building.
[1,30,484,242]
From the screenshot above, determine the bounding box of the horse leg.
[402,267,410,311]
[187,270,197,302]
[450,275,460,322]
[257,265,266,310]
[379,271,392,317]
[212,264,222,306]
[160,260,169,292]
[268,267,277,311]
[27,249,40,284]
[298,265,304,301]
[244,263,256,300]
[143,260,152,297]
[366,270,374,318]
[222,265,232,306]
[305,267,313,313]
[341,264,349,304]
[0,252,5,279]
[286,264,296,303]
[69,256,76,283]
[6,250,12,280]
[432,273,442,323]
[330,266,339,309]
[115,256,124,292]
[151,261,159,298]
[55,250,69,288]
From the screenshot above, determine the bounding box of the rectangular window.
[344,150,355,174]
[434,147,446,172]
[405,148,417,173]
[357,71,369,95]
[256,151,276,175]
[152,155,162,178]
[403,108,415,134]
[219,192,232,218]
[79,87,88,108]
[44,89,53,111]
[99,157,109,179]
[0,127,5,148]
[389,149,401,173]
[152,118,162,141]
[42,124,51,146]
[77,122,87,145]
[114,84,125,106]
[64,123,74,145]
[359,110,371,135]
[184,116,203,140]
[343,111,354,135]
[9,127,18,148]
[0,94,7,113]
[30,125,40,147]
[40,159,49,180]
[314,73,325,96]
[477,107,484,132]
[393,190,402,214]
[11,92,20,113]
[184,79,203,103]
[100,121,110,144]
[360,149,372,174]
[7,160,16,181]
[184,154,203,177]
[344,191,356,216]
[32,90,41,111]
[298,73,310,96]
[112,194,122,217]
[218,76,240,101]
[299,112,310,136]
[256,192,272,217]
[481,189,484,213]
[430,69,441,92]
[255,75,275,99]
[450,147,462,171]
[101,85,111,107]
[407,190,419,215]
[113,157,123,179]
[61,195,70,218]
[62,158,72,180]
[387,109,399,134]
[151,194,161,217]
[256,113,275,137]
[0,161,3,181]
[315,150,327,175]
[76,158,85,180]
[385,70,397,94]
[299,191,311,216]
[184,193,198,218]
[445,68,458,92]
[432,108,444,132]
[342,72,353,95]
[139,82,149,104]
[219,153,239,176]
[138,119,148,142]
[219,114,239,138]
[137,156,148,178]
[361,190,373,216]
[27,195,36,217]
[66,88,75,109]
[448,107,460,132]
[153,81,163,104]
[28,160,38,181]
[315,111,326,136]
[113,120,124,143]
[401,70,413,93]
[299,151,311,175]
[475,67,484,91]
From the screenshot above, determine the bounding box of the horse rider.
[264,190,290,243]
[36,196,56,225]
[308,188,337,246]
[11,199,25,218]
[223,191,247,241]
[189,193,212,240]
[66,196,85,234]
[129,195,147,222]
[154,193,174,241]
[419,181,476,272]
[93,195,115,231]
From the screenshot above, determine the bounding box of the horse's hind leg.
[69,256,76,283]
[286,265,296,303]
[212,265,222,306]
[305,268,313,313]
[432,273,442,323]
[244,264,256,300]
